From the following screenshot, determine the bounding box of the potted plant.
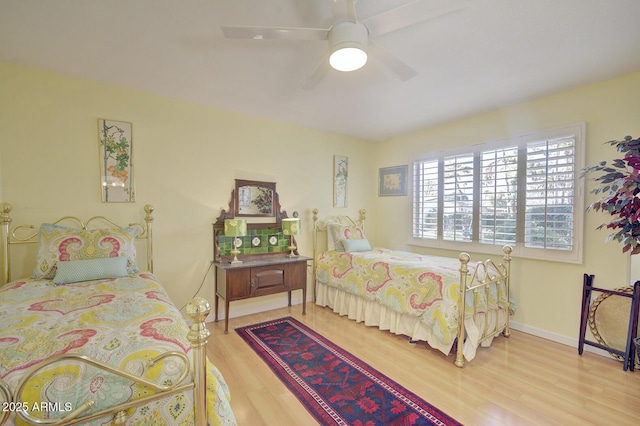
[583,135,640,254]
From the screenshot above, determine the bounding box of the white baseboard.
[509,320,612,358]
[204,295,306,323]
[204,301,617,361]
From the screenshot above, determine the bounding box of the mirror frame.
[215,179,287,224]
[234,179,276,217]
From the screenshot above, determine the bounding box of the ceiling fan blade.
[222,25,329,41]
[328,0,357,23]
[301,52,331,90]
[363,0,467,38]
[369,39,417,81]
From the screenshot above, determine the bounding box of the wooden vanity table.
[212,179,309,333]
[213,255,310,333]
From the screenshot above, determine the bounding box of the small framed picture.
[378,165,408,196]
[333,155,348,208]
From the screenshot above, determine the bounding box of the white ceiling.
[1,0,639,141]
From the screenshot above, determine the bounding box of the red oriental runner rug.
[236,317,463,425]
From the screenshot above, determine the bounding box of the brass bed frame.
[312,208,512,367]
[0,203,210,426]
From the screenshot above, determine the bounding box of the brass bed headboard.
[0,203,155,285]
[312,207,366,253]
[311,208,366,301]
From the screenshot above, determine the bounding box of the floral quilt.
[315,248,509,348]
[0,274,236,426]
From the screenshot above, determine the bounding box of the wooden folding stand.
[578,274,640,371]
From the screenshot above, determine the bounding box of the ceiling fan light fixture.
[328,22,369,72]
[330,46,367,72]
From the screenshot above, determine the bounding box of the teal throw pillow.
[53,256,129,285]
[341,238,372,253]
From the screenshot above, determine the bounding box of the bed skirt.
[315,281,504,361]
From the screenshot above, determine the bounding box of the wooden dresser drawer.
[251,266,286,297]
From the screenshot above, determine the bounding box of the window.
[411,123,585,263]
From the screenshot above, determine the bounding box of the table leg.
[302,286,307,315]
[224,299,230,334]
[214,293,219,322]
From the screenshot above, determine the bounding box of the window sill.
[407,237,582,264]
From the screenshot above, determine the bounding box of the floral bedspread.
[315,248,508,348]
[0,274,236,426]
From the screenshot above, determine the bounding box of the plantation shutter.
[524,136,576,250]
[443,154,474,242]
[412,160,439,239]
[480,147,519,245]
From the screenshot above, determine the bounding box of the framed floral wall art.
[379,165,408,196]
[333,155,348,208]
[98,119,135,202]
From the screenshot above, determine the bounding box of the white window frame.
[409,123,585,264]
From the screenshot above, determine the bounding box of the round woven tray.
[588,286,639,366]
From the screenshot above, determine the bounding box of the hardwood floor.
[206,304,640,425]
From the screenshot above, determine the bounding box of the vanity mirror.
[235,179,276,217]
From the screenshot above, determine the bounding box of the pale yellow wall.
[3,59,640,343]
[0,61,372,314]
[372,71,640,341]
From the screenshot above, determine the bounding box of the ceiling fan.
[221,0,465,89]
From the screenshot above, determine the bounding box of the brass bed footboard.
[455,246,512,367]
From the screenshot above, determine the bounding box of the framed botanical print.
[334,155,348,207]
[98,119,135,202]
